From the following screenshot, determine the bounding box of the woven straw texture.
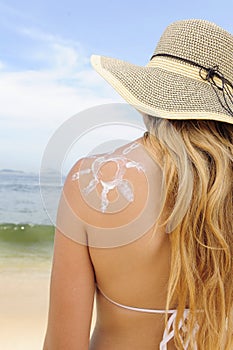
[154,19,233,82]
[91,19,233,124]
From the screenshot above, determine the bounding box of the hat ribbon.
[199,65,233,117]
[152,54,233,117]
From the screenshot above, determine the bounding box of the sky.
[0,0,232,172]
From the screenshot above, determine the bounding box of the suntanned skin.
[43,137,176,350]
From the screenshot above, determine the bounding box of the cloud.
[19,26,88,68]
[0,69,117,128]
[0,25,123,171]
[0,1,32,21]
[0,61,5,70]
[0,26,121,128]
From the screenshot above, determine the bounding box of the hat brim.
[91,55,233,125]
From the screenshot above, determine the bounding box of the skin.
[43,137,176,350]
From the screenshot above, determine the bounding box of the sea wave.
[0,171,62,224]
[0,223,54,244]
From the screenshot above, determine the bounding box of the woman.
[43,19,233,349]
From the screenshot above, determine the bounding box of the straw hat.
[91,19,233,124]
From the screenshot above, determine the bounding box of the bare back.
[70,138,175,349]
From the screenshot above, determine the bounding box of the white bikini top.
[97,285,196,350]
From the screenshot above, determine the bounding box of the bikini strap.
[97,285,176,314]
[97,285,196,349]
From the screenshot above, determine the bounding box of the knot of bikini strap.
[159,309,198,350]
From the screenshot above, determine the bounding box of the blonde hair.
[142,117,233,349]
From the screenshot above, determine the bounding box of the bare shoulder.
[70,139,148,213]
[67,139,162,247]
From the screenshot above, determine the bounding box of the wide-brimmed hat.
[91,19,233,124]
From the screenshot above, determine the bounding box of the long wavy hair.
[142,116,233,349]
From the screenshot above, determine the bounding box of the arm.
[43,160,95,350]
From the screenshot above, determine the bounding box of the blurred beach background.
[0,169,98,350]
[0,170,57,350]
[0,1,232,349]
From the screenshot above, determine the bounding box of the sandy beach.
[0,249,96,350]
[0,262,96,350]
[0,269,51,350]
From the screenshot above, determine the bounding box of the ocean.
[0,169,58,269]
[0,169,61,225]
[0,170,58,350]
